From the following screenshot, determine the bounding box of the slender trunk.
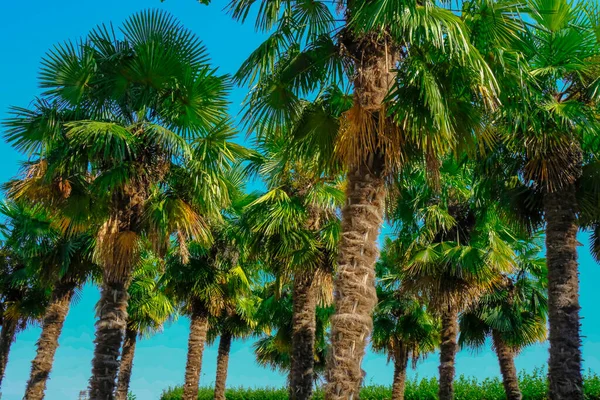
[391,344,408,400]
[438,305,458,400]
[89,279,131,400]
[182,300,209,400]
[115,328,138,400]
[545,184,583,400]
[24,283,76,400]
[0,317,17,388]
[213,331,232,400]
[289,270,318,400]
[325,32,397,399]
[492,330,522,400]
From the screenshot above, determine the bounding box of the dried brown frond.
[425,149,442,191]
[95,219,140,284]
[314,267,334,307]
[57,178,72,198]
[335,103,407,176]
[177,230,190,265]
[5,161,53,202]
[524,138,582,193]
[171,199,213,246]
[205,289,226,317]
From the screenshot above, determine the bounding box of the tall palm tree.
[0,201,95,400]
[206,192,261,400]
[243,115,343,400]
[253,282,334,386]
[0,247,48,388]
[207,294,259,400]
[163,189,252,400]
[115,251,176,400]
[460,238,548,400]
[387,157,522,400]
[218,1,499,396]
[371,254,439,400]
[494,1,600,397]
[4,11,243,399]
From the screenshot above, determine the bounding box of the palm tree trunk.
[325,32,397,399]
[182,300,209,400]
[492,330,522,400]
[289,270,318,400]
[0,317,17,388]
[438,305,458,400]
[24,282,76,400]
[213,331,232,400]
[545,185,583,400]
[89,279,131,400]
[391,344,409,400]
[115,327,138,400]
[325,161,385,400]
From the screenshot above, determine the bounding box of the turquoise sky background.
[0,0,599,399]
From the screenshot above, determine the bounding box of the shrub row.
[160,369,600,399]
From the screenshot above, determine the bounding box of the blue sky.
[0,0,599,399]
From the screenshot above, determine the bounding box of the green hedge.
[160,370,600,399]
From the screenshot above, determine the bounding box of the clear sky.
[0,1,599,399]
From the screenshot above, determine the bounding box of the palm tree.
[243,116,343,400]
[253,282,333,386]
[371,255,439,400]
[220,1,499,395]
[115,251,176,400]
[459,238,548,400]
[0,201,95,400]
[4,11,243,398]
[493,1,600,396]
[208,294,259,400]
[205,193,261,400]
[163,190,252,400]
[164,241,229,400]
[0,247,48,388]
[0,251,20,388]
[387,157,523,400]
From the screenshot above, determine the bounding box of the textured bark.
[289,270,318,400]
[24,283,75,400]
[0,317,17,388]
[115,328,138,400]
[325,29,398,400]
[89,279,131,400]
[391,345,408,400]
[213,331,232,400]
[545,186,583,400]
[438,306,458,400]
[325,163,385,400]
[492,330,522,400]
[182,300,209,400]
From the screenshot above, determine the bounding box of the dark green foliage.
[160,386,289,400]
[159,370,600,399]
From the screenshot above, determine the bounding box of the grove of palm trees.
[0,0,598,399]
